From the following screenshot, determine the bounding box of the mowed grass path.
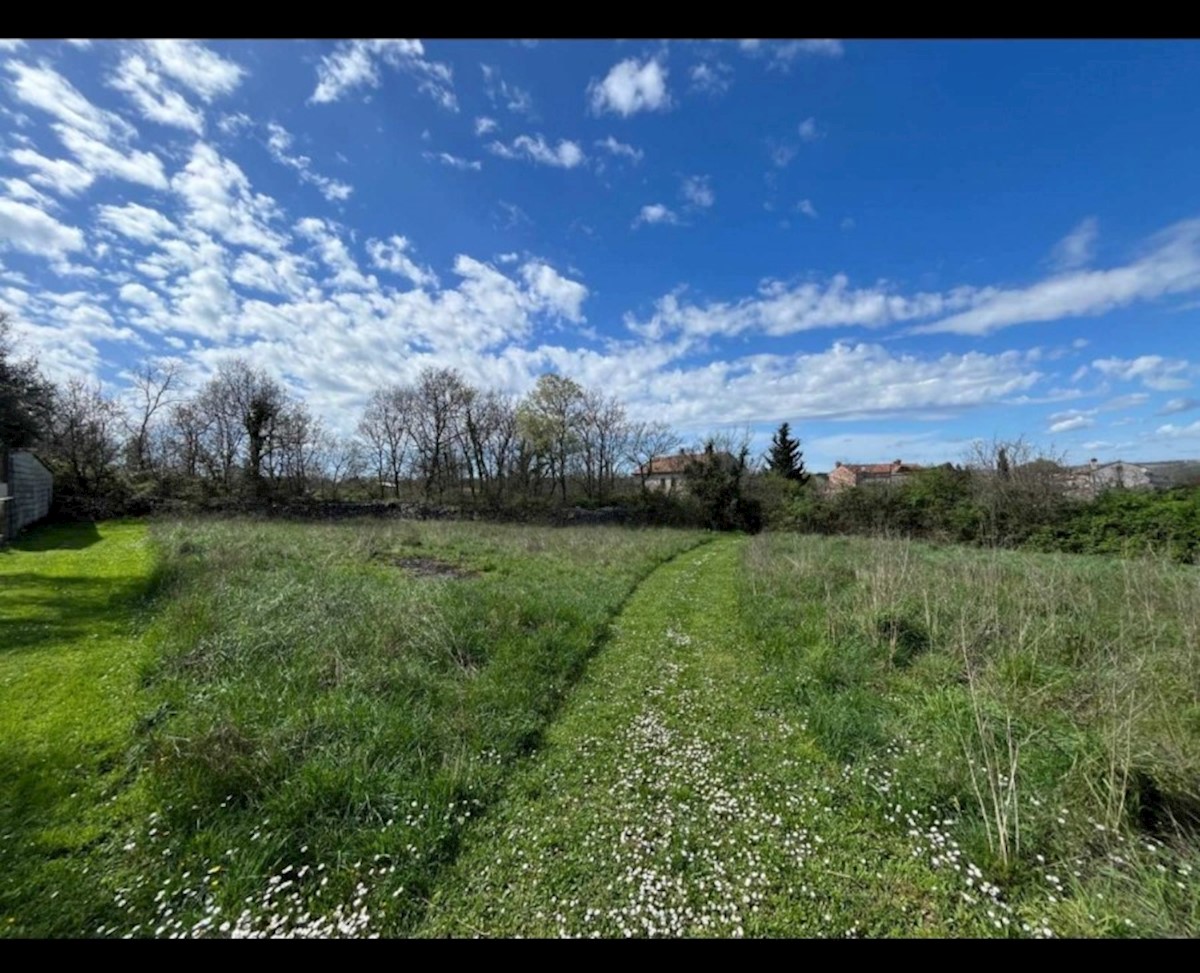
[0,521,158,936]
[421,537,1012,937]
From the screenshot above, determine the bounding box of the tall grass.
[740,532,1200,935]
[5,517,706,937]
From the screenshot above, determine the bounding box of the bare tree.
[964,435,1070,544]
[44,378,123,497]
[326,435,368,499]
[627,420,681,492]
[579,390,630,501]
[464,389,520,501]
[412,367,473,499]
[123,359,182,473]
[359,385,416,498]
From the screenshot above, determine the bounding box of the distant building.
[636,449,734,494]
[827,458,923,492]
[0,446,53,544]
[1068,458,1200,499]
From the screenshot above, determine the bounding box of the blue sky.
[3,38,1200,471]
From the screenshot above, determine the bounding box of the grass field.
[2,518,1198,937]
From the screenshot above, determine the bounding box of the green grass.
[4,517,1198,937]
[738,532,1200,936]
[422,538,1022,937]
[1,516,706,937]
[0,521,161,937]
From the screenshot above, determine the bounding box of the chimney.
[1090,457,1098,470]
[835,461,843,468]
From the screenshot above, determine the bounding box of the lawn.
[0,521,160,937]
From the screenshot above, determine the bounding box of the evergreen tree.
[764,421,808,484]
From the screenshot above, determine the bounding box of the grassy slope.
[0,521,159,937]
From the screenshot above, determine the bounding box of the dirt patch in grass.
[375,553,479,578]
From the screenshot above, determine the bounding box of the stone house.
[0,445,54,543]
[827,458,923,492]
[1068,458,1200,499]
[636,450,733,494]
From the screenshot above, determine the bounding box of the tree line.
[0,313,708,516]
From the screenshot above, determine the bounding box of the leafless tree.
[326,435,368,499]
[359,385,416,498]
[626,420,682,492]
[964,435,1070,543]
[45,378,123,496]
[412,367,473,499]
[579,390,630,501]
[123,359,183,473]
[464,389,520,500]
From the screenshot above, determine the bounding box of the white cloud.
[4,59,135,141]
[171,142,287,254]
[596,135,643,163]
[54,124,169,189]
[0,40,25,52]
[96,201,178,243]
[118,281,165,312]
[633,203,679,228]
[1,176,55,209]
[141,40,245,101]
[474,116,499,136]
[1092,354,1192,391]
[520,260,588,322]
[217,111,253,136]
[681,175,714,209]
[310,39,456,111]
[797,199,818,219]
[915,218,1200,336]
[366,235,438,289]
[588,57,670,117]
[689,61,732,95]
[798,116,822,142]
[1155,419,1200,439]
[423,151,482,172]
[9,148,94,196]
[1158,397,1200,416]
[738,39,844,68]
[1050,216,1099,271]
[1047,410,1095,433]
[488,134,585,169]
[0,197,84,259]
[108,52,205,134]
[1101,392,1149,411]
[627,274,975,340]
[481,64,533,115]
[266,122,354,201]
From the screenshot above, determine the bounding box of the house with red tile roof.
[636,450,734,494]
[827,458,923,492]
